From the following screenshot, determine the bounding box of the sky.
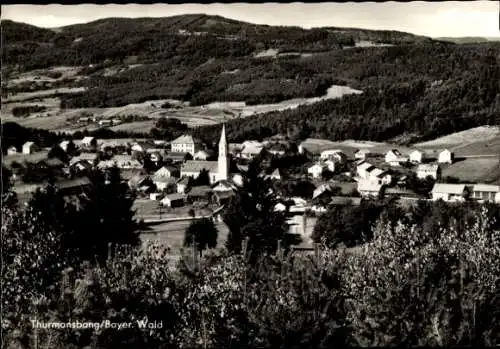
[2,2,499,38]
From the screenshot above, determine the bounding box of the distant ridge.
[435,36,500,44]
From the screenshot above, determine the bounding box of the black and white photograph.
[1,1,500,348]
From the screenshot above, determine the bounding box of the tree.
[25,166,140,262]
[48,145,69,163]
[223,158,299,259]
[312,201,383,248]
[193,169,211,186]
[184,218,218,257]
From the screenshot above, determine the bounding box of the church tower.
[217,123,229,181]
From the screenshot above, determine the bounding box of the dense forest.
[192,44,500,144]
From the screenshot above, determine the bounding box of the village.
[5,124,500,245]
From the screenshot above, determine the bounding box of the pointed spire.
[219,123,227,145]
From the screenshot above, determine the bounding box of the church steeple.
[217,123,229,181]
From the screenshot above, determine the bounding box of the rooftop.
[181,160,218,174]
[431,183,466,194]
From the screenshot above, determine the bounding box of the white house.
[356,162,375,180]
[264,168,282,181]
[308,163,325,179]
[320,149,347,163]
[369,168,392,185]
[171,135,202,156]
[7,146,18,155]
[113,155,143,169]
[98,119,113,127]
[153,166,179,191]
[357,180,383,198]
[431,183,468,202]
[194,150,215,161]
[470,184,500,202]
[354,149,373,161]
[416,164,440,180]
[324,160,336,173]
[161,193,186,208]
[438,149,454,164]
[409,150,425,164]
[81,136,97,150]
[239,141,264,159]
[59,140,72,152]
[385,149,408,166]
[22,141,38,154]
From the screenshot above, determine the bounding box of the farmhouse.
[23,141,38,154]
[416,164,441,180]
[7,146,17,155]
[431,183,469,202]
[324,160,337,173]
[187,185,213,203]
[176,177,190,194]
[409,150,425,164]
[128,174,154,190]
[264,168,282,181]
[438,149,454,164]
[171,135,202,156]
[369,168,392,185]
[98,119,113,127]
[113,155,143,169]
[161,193,186,208]
[81,137,97,150]
[164,152,191,164]
[385,149,408,166]
[308,163,325,179]
[357,180,383,198]
[320,149,347,163]
[153,166,180,191]
[469,184,500,202]
[356,162,375,180]
[239,141,264,159]
[59,140,75,152]
[354,149,373,161]
[194,149,216,161]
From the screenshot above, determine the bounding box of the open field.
[414,126,500,149]
[139,220,230,264]
[133,199,213,221]
[2,78,362,132]
[300,138,416,158]
[441,158,500,184]
[451,135,500,157]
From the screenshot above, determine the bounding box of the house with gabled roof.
[431,183,469,202]
[356,162,375,180]
[409,150,425,164]
[438,149,454,164]
[23,142,39,154]
[385,149,408,166]
[7,146,18,155]
[416,164,440,180]
[81,136,97,150]
[354,149,373,161]
[469,184,500,203]
[357,180,383,198]
[171,134,202,156]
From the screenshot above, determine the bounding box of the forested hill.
[2,14,433,71]
[192,42,500,145]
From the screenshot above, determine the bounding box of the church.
[180,124,230,184]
